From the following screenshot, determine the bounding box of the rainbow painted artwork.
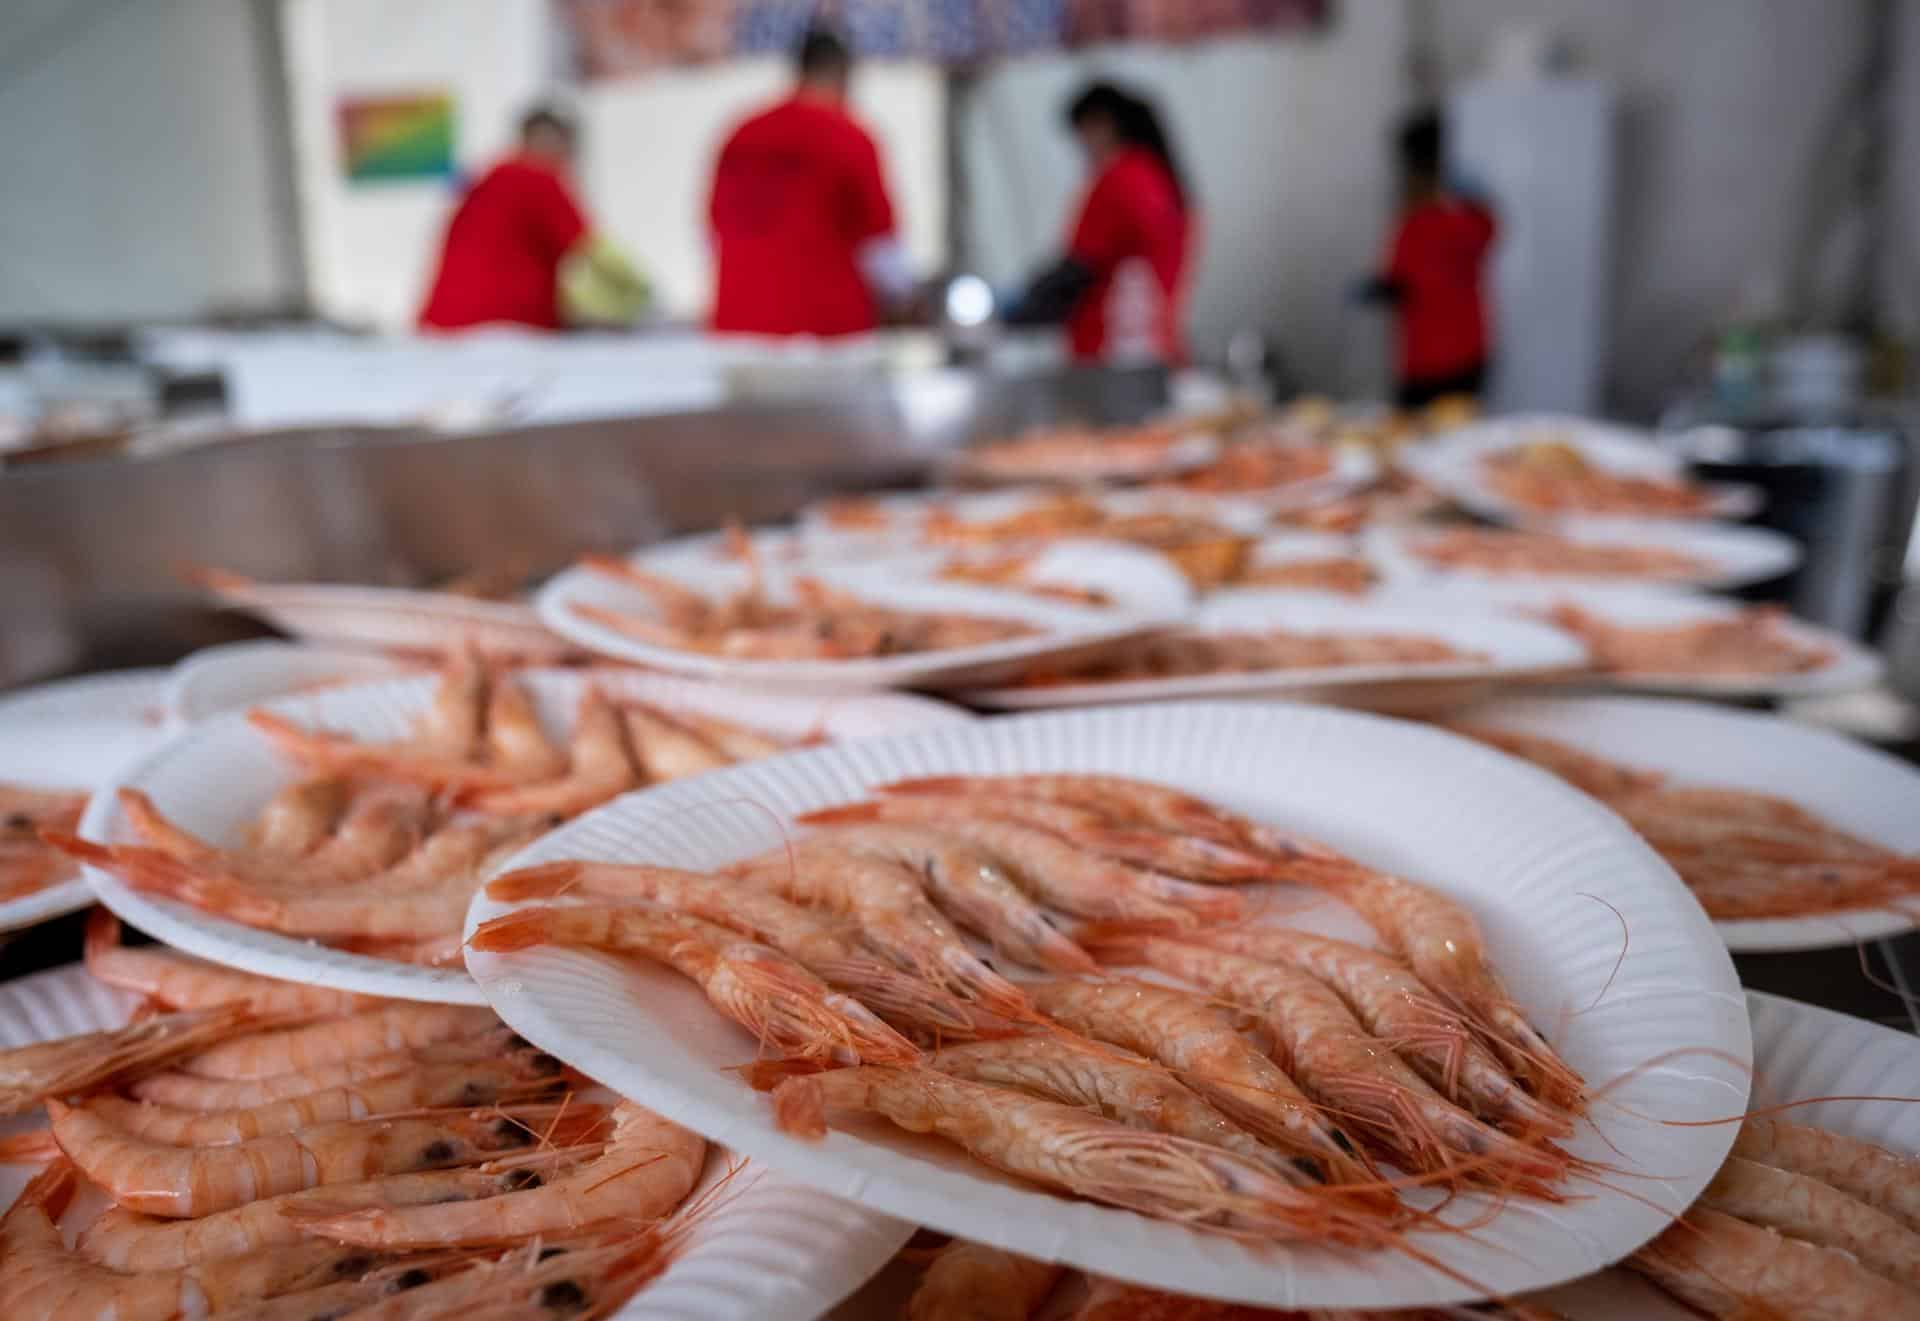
[337,92,456,182]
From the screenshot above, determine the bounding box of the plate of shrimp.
[0,668,171,933]
[964,590,1585,711]
[0,942,914,1321]
[463,702,1749,1310]
[63,660,971,1002]
[1366,520,1801,591]
[1411,581,1881,699]
[1442,695,1920,951]
[189,566,576,661]
[538,528,1183,692]
[1403,416,1762,525]
[850,988,1920,1320]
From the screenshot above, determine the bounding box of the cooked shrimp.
[80,1165,569,1270]
[483,674,566,780]
[289,1101,704,1247]
[1023,980,1369,1187]
[1301,865,1584,1111]
[1183,926,1570,1138]
[1733,1116,1920,1232]
[325,1220,686,1321]
[801,823,1098,973]
[1701,1155,1920,1287]
[907,1239,1062,1321]
[248,775,349,856]
[83,908,371,1016]
[0,1159,399,1320]
[1085,932,1567,1195]
[731,840,1033,1018]
[416,646,488,759]
[245,711,515,795]
[619,703,732,781]
[133,1030,532,1109]
[771,1066,1386,1244]
[120,784,433,886]
[0,1003,256,1118]
[1441,724,1668,801]
[665,706,788,761]
[929,1035,1322,1186]
[180,1004,499,1079]
[464,686,638,817]
[485,861,981,1036]
[79,1054,563,1144]
[468,905,920,1065]
[1629,1206,1917,1320]
[798,805,1243,926]
[47,1097,598,1217]
[579,555,714,629]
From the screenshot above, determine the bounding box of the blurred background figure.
[1003,80,1192,366]
[418,104,650,333]
[707,26,917,338]
[1359,108,1497,408]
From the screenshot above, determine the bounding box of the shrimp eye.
[420,1140,456,1164]
[392,1268,433,1291]
[1292,1156,1326,1184]
[493,1118,525,1141]
[1329,1129,1357,1155]
[537,1246,567,1261]
[332,1253,374,1277]
[540,1280,587,1310]
[532,1053,563,1075]
[4,813,30,831]
[505,1169,544,1191]
[507,1034,532,1049]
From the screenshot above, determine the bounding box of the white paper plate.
[1405,581,1882,699]
[0,668,172,933]
[1454,694,1920,951]
[167,640,420,726]
[0,963,910,1321]
[79,670,972,1003]
[1536,990,1920,1320]
[965,590,1586,710]
[465,703,1749,1310]
[538,545,1182,693]
[202,578,573,660]
[1366,520,1801,591]
[1402,415,1762,524]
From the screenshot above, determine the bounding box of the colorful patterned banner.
[337,92,456,183]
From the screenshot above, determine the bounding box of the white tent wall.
[956,0,1880,414]
[0,0,298,323]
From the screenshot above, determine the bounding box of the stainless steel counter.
[0,366,1167,688]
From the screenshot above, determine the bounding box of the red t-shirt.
[708,96,897,338]
[1065,148,1191,363]
[418,156,589,332]
[1386,197,1496,381]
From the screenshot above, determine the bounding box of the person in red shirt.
[1363,110,1498,407]
[1005,82,1193,365]
[707,28,914,338]
[419,106,594,332]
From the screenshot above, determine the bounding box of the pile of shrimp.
[896,1236,1561,1319]
[1541,604,1832,679]
[1012,630,1483,687]
[953,423,1203,484]
[1155,444,1335,497]
[52,654,810,965]
[1409,528,1710,581]
[1447,724,1920,922]
[0,783,87,902]
[0,918,711,1321]
[1482,446,1718,518]
[925,500,1256,593]
[471,773,1588,1255]
[575,546,1037,661]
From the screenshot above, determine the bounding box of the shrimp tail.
[0,1128,59,1163]
[467,909,556,953]
[739,1057,830,1092]
[771,1073,830,1138]
[13,1155,79,1217]
[484,862,585,902]
[792,803,886,828]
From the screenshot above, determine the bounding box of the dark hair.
[519,103,577,146]
[796,25,852,80]
[1067,81,1188,211]
[1397,108,1444,177]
